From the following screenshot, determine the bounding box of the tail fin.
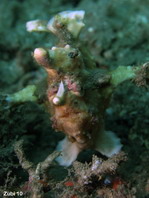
[94,131,122,157]
[56,137,81,166]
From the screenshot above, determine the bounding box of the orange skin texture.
[47,88,93,150]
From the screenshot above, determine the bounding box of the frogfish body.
[34,44,122,166]
[30,10,122,166]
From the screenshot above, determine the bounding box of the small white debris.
[91,159,101,171]
[65,44,70,49]
[51,46,57,50]
[88,27,94,33]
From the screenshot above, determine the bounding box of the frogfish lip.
[34,48,50,68]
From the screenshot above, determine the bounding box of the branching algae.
[10,10,149,167]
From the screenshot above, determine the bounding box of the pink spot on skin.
[67,79,79,92]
